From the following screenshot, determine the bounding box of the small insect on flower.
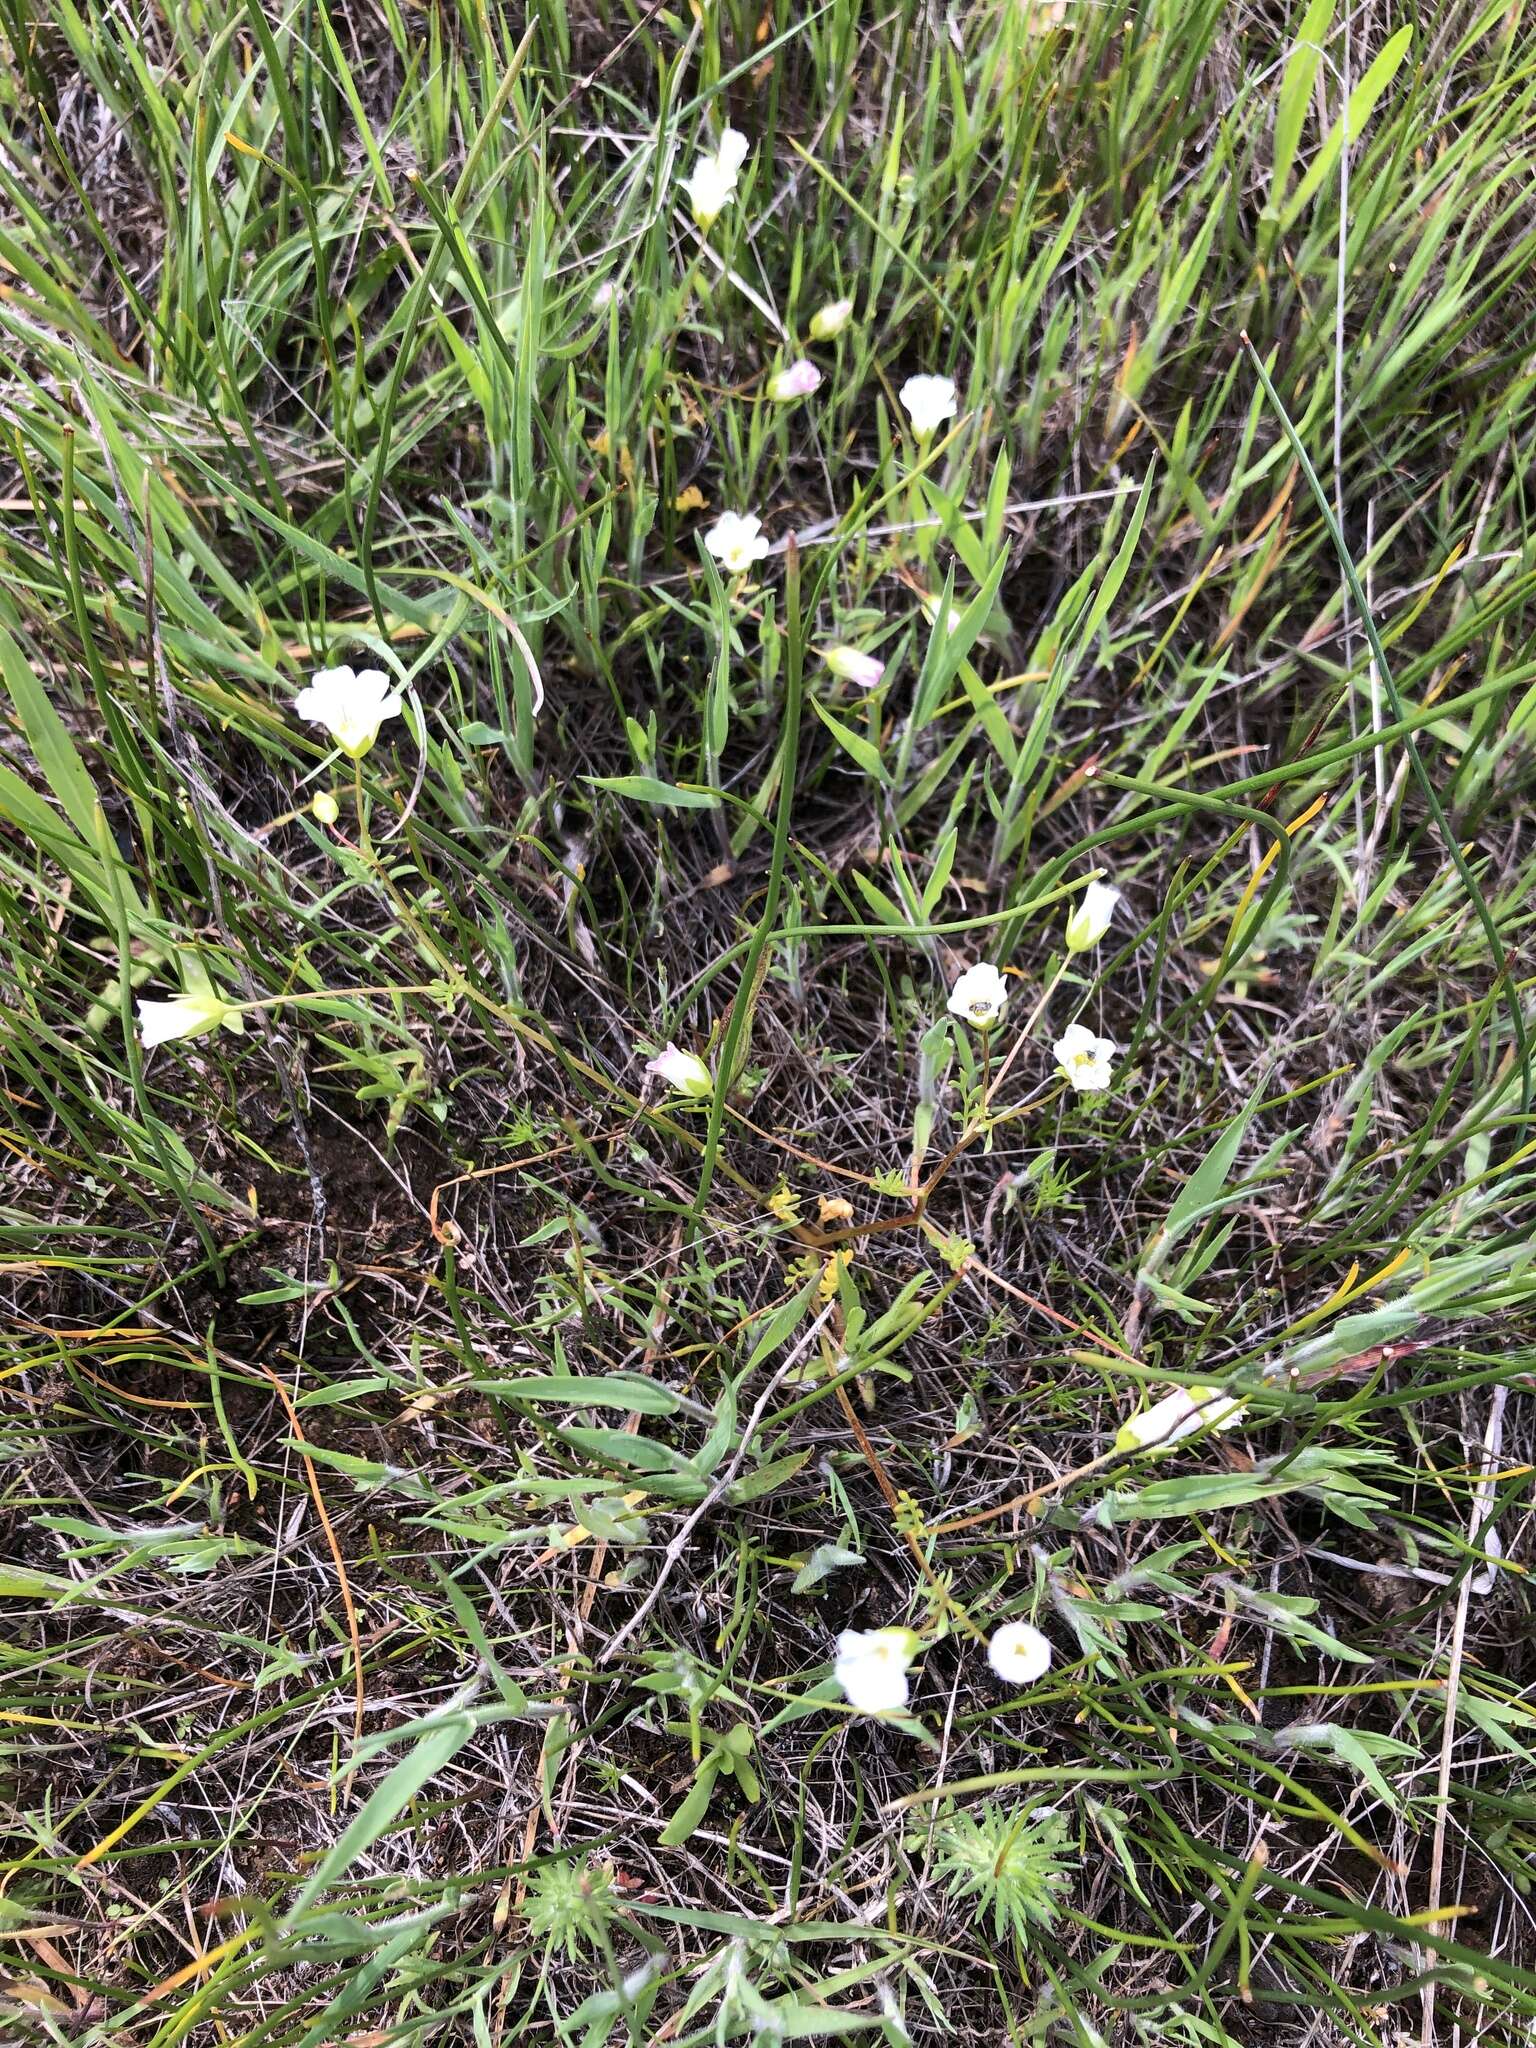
[293,665,405,762]
[1053,1020,1115,1093]
[644,1043,713,1099]
[1064,878,1120,954]
[137,988,245,1050]
[680,127,750,231]
[1115,1385,1246,1455]
[809,296,854,341]
[900,373,958,437]
[948,962,1008,1029]
[987,1622,1053,1687]
[834,1627,920,1714]
[821,644,885,689]
[767,359,822,402]
[703,510,771,575]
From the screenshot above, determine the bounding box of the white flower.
[681,127,750,230]
[987,1621,1053,1686]
[1053,1020,1116,1092]
[809,297,853,341]
[292,665,405,761]
[1115,1384,1246,1455]
[137,989,245,1049]
[922,593,966,633]
[592,278,620,312]
[704,510,771,574]
[644,1042,713,1099]
[1064,879,1121,954]
[834,1627,920,1714]
[822,644,884,689]
[767,358,822,402]
[948,962,1008,1028]
[899,373,958,437]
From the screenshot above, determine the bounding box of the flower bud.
[767,358,822,402]
[809,297,853,341]
[1064,879,1119,953]
[822,644,884,689]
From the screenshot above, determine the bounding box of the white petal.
[643,1043,712,1097]
[1116,1385,1245,1454]
[715,127,750,174]
[137,992,226,1048]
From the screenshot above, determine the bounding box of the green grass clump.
[2,0,1536,2043]
[525,1857,622,1961]
[929,1800,1074,1943]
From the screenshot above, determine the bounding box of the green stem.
[692,541,804,1223]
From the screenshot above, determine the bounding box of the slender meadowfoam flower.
[137,987,245,1050]
[644,1043,713,1098]
[681,127,750,231]
[293,665,404,762]
[987,1622,1053,1686]
[822,645,884,689]
[704,510,771,574]
[1115,1385,1246,1454]
[948,962,1008,1029]
[1053,1021,1115,1093]
[767,359,822,402]
[900,373,958,437]
[809,296,853,341]
[834,1628,920,1714]
[1064,878,1121,953]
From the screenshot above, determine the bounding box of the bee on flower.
[948,963,1008,1029]
[1053,1021,1115,1093]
